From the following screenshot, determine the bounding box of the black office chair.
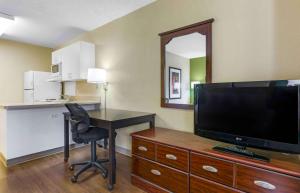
[65,103,109,183]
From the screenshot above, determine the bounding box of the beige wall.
[62,0,300,149]
[0,39,52,103]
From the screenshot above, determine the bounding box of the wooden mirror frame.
[159,19,214,110]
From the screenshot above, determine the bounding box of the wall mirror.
[159,19,214,110]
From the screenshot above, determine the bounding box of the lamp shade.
[87,68,107,84]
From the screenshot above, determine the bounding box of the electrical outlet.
[51,113,59,119]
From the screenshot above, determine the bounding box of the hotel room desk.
[63,108,156,190]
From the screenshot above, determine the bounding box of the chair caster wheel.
[102,172,108,179]
[71,176,77,183]
[107,184,114,191]
[69,166,74,171]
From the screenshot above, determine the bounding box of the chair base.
[69,141,109,183]
[70,160,108,182]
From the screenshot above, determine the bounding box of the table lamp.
[87,68,108,110]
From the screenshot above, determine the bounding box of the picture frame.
[169,67,181,99]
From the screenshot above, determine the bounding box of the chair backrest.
[65,103,90,143]
[65,103,90,125]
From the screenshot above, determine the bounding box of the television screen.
[194,80,300,153]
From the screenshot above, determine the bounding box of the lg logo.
[235,137,243,141]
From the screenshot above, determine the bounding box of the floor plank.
[0,146,145,193]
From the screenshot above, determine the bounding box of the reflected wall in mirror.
[159,19,214,110]
[165,32,206,105]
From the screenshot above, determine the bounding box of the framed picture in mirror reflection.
[169,67,181,99]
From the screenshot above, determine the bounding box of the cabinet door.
[52,50,62,64]
[61,44,80,81]
[6,104,97,159]
[79,42,95,79]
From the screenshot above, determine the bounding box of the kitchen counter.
[0,100,100,110]
[0,101,99,166]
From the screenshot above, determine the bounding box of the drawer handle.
[254,180,276,190]
[150,169,161,176]
[165,154,177,160]
[138,146,148,151]
[202,165,218,173]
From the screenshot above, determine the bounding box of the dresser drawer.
[132,138,155,160]
[236,164,300,193]
[156,144,189,172]
[131,175,169,193]
[190,175,243,193]
[190,152,234,186]
[132,156,189,193]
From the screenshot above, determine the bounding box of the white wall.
[0,39,52,103]
[165,51,190,104]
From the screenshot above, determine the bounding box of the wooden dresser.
[131,128,300,193]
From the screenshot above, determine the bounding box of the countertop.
[0,100,100,110]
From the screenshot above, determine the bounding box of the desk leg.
[64,115,69,162]
[107,127,116,190]
[150,116,155,128]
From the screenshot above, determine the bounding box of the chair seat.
[79,127,108,142]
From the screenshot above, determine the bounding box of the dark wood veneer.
[132,155,189,193]
[190,175,244,193]
[131,175,169,193]
[131,128,300,193]
[156,144,189,172]
[132,137,155,161]
[236,164,300,193]
[190,152,234,186]
[131,128,300,178]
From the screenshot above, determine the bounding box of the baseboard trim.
[2,144,131,167]
[116,145,131,157]
[5,144,85,167]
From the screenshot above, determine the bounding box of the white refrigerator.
[24,71,62,103]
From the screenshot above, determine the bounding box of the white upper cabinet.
[79,42,95,79]
[52,41,95,81]
[51,49,63,70]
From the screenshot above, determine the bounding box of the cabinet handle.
[202,165,218,173]
[138,146,148,151]
[150,169,161,176]
[165,154,177,160]
[254,180,276,190]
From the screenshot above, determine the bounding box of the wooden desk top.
[64,108,155,122]
[88,109,155,122]
[131,127,300,178]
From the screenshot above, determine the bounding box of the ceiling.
[166,32,206,59]
[0,0,155,48]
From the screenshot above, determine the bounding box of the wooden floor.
[0,146,145,193]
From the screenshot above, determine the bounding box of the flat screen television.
[194,80,300,160]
